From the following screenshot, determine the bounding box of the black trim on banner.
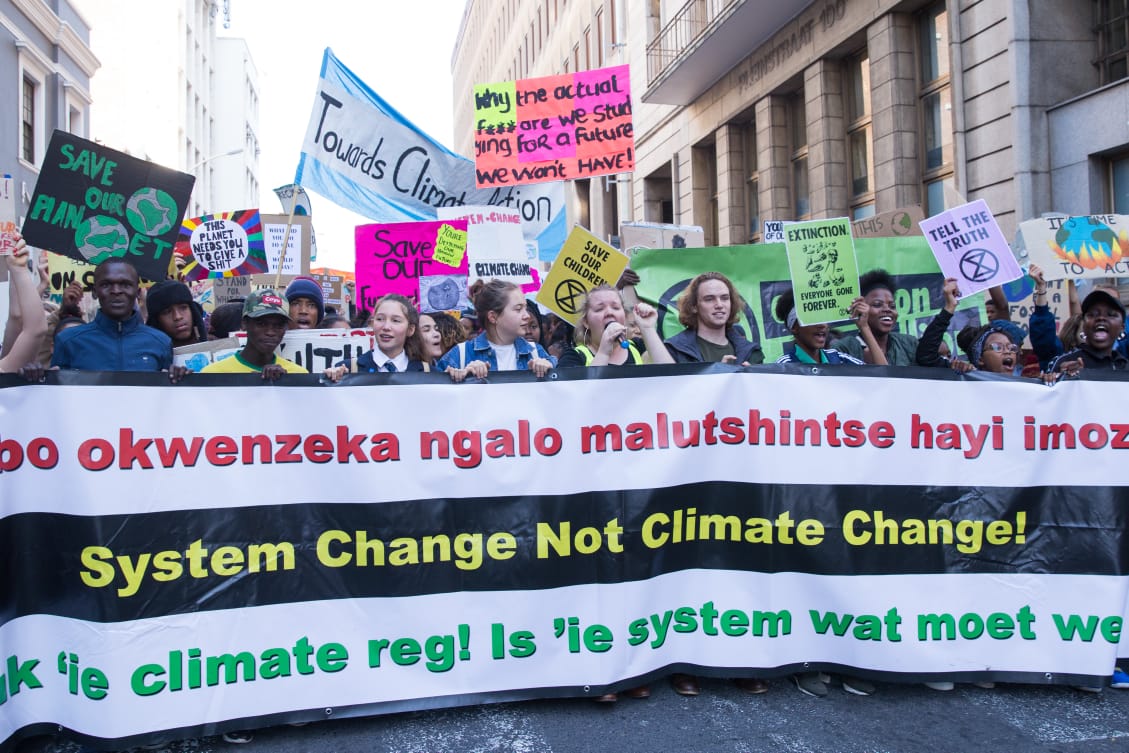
[9,361,1126,391]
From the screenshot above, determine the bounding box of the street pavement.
[15,675,1129,753]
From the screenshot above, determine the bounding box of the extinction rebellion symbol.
[555,278,588,315]
[959,248,999,283]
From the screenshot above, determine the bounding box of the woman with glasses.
[916,278,1023,374]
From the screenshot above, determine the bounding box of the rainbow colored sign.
[176,209,266,281]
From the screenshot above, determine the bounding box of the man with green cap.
[201,289,307,379]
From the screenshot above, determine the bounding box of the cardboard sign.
[262,214,311,275]
[0,173,16,256]
[851,205,924,239]
[473,64,634,188]
[212,276,252,306]
[20,130,194,281]
[537,226,629,324]
[783,217,861,325]
[354,219,470,312]
[1019,214,1129,280]
[438,205,533,286]
[762,221,786,243]
[45,252,97,299]
[619,222,705,255]
[919,200,1022,296]
[310,272,344,308]
[175,209,267,281]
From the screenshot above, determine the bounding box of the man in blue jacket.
[50,258,182,378]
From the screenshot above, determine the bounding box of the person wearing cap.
[1047,287,1127,374]
[47,257,181,377]
[831,269,918,365]
[145,279,206,348]
[663,272,764,365]
[775,288,880,366]
[201,290,307,379]
[284,276,325,330]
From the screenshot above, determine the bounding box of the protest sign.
[0,172,16,256]
[4,368,1129,751]
[310,272,345,308]
[762,221,786,243]
[537,226,629,324]
[297,49,566,259]
[783,218,861,325]
[419,274,469,313]
[261,214,311,276]
[1019,214,1129,280]
[212,276,251,306]
[473,64,634,188]
[172,337,241,372]
[45,252,96,299]
[919,200,1022,296]
[438,205,533,286]
[175,210,267,281]
[631,237,983,362]
[620,222,705,255]
[851,205,924,239]
[273,184,319,262]
[20,131,194,281]
[432,223,468,268]
[354,219,470,312]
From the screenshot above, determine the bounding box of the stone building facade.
[452,0,1129,248]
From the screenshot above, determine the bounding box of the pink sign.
[354,219,469,312]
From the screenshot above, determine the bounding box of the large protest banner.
[473,65,633,188]
[632,237,985,362]
[20,131,194,282]
[354,219,470,311]
[3,367,1129,751]
[1019,214,1129,280]
[296,49,567,259]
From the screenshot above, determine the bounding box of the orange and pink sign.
[473,64,633,188]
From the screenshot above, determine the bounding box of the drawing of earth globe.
[74,216,129,260]
[1054,217,1115,256]
[126,187,179,236]
[427,277,461,311]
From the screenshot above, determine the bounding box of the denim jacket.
[436,332,551,372]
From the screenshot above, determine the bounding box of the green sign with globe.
[20,130,196,281]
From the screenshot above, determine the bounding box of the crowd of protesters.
[4,228,1129,717]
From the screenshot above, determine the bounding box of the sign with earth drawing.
[1018,214,1129,281]
[20,130,195,282]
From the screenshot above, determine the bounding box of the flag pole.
[274,187,301,290]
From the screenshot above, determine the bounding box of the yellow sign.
[433,223,468,268]
[537,226,629,324]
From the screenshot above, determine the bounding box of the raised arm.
[0,235,48,373]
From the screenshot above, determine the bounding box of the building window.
[919,3,953,216]
[789,92,810,220]
[1112,153,1129,212]
[21,76,37,164]
[845,52,874,218]
[744,123,759,241]
[1095,0,1129,84]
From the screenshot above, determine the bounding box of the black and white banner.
[3,366,1129,749]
